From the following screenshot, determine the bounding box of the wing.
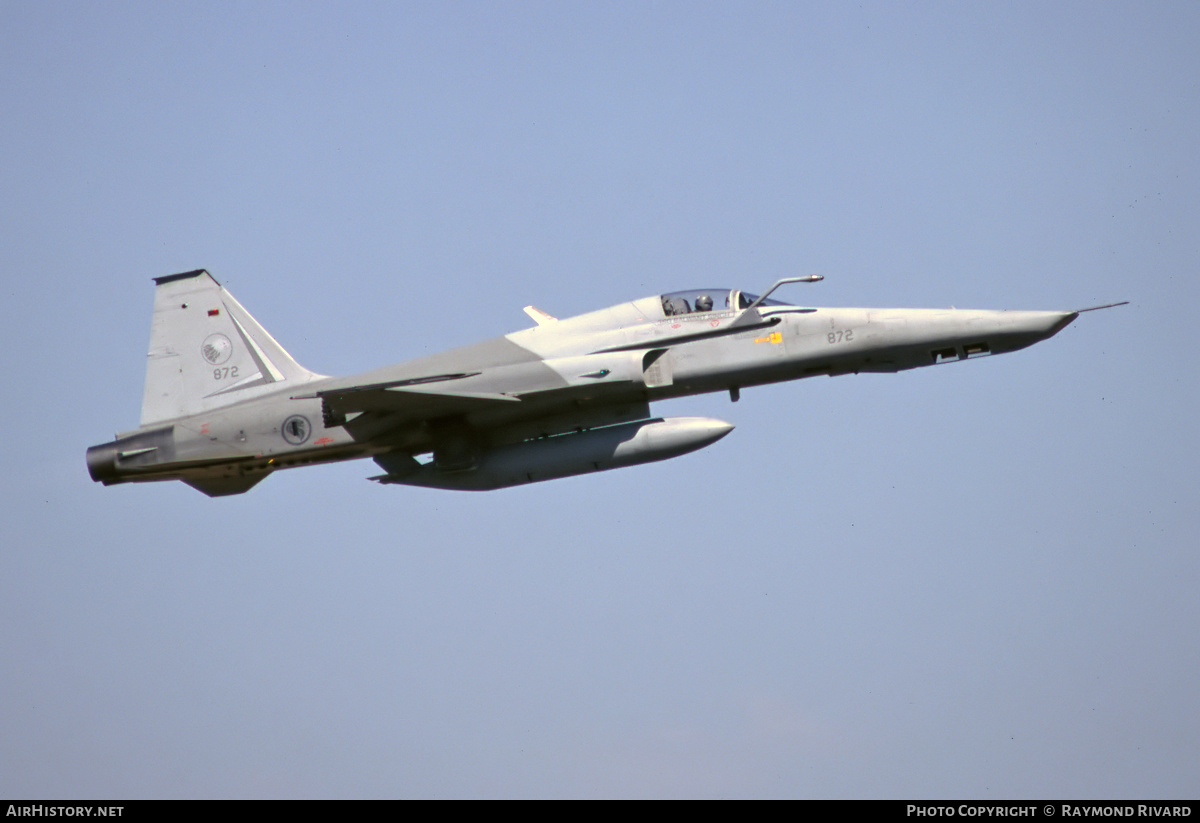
[302,353,647,446]
[312,374,520,428]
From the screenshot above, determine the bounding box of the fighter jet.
[86,269,1123,496]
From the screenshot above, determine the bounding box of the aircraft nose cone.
[1009,310,1078,338]
[1046,310,1079,336]
[986,310,1078,354]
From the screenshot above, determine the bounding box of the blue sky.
[2,1,1197,798]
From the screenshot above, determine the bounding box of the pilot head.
[695,294,713,312]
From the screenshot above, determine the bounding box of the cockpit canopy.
[660,288,791,317]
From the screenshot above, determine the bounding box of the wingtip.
[523,305,558,325]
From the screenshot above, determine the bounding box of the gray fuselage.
[87,277,1078,495]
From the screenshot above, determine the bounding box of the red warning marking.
[313,437,335,446]
[208,309,220,316]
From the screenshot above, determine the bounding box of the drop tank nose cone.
[677,416,735,443]
[643,416,734,455]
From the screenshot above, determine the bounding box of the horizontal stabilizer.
[182,474,268,497]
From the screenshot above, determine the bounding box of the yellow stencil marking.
[754,331,783,344]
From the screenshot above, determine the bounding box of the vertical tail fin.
[140,270,325,425]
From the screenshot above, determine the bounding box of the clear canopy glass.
[659,288,791,317]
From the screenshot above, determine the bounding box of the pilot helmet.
[695,294,713,311]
